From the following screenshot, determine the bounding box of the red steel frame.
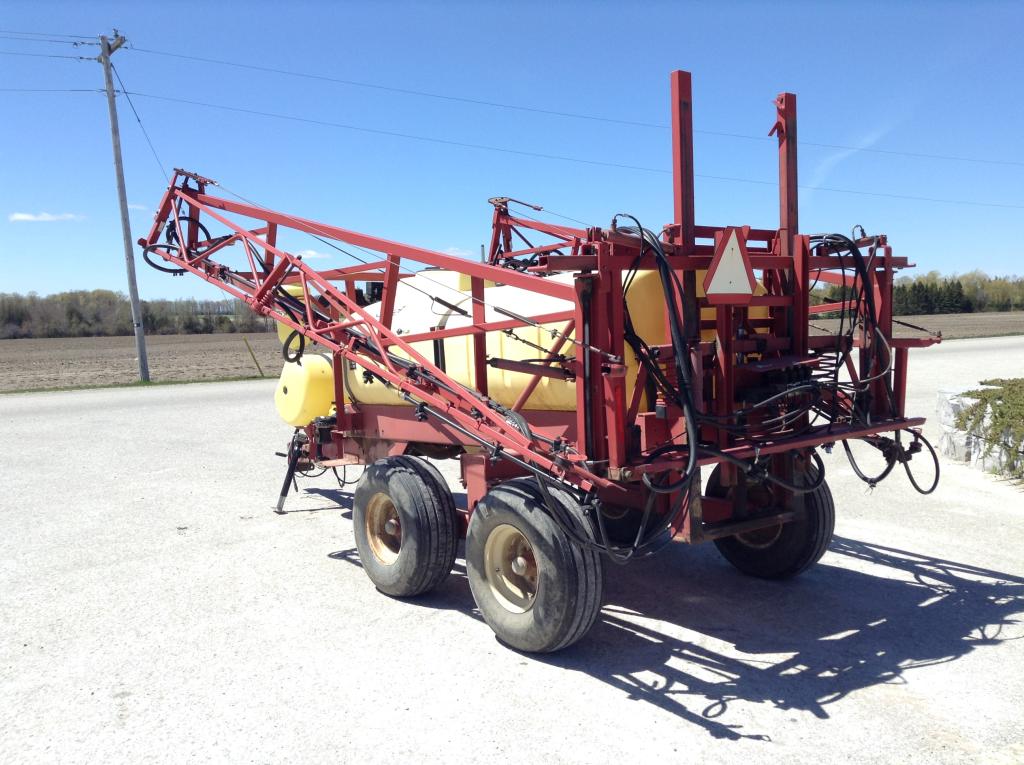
[140,70,939,542]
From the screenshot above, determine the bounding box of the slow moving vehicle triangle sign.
[703,227,757,305]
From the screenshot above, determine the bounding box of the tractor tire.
[707,462,834,579]
[466,478,604,653]
[353,455,458,597]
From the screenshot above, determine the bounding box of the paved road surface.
[1,336,1022,763]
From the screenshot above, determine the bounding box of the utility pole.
[99,31,150,382]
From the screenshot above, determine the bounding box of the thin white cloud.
[803,125,893,203]
[127,203,147,211]
[8,212,85,223]
[445,246,474,258]
[296,248,330,259]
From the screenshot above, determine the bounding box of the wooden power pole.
[99,31,150,382]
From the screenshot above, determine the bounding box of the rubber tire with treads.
[707,463,835,579]
[353,455,458,597]
[466,478,604,653]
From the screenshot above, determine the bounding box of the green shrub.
[955,378,1024,479]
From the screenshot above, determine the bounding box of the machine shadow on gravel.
[287,487,355,515]
[543,535,1024,741]
[331,533,1024,742]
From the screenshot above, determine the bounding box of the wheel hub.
[729,480,784,549]
[483,524,538,613]
[365,492,402,565]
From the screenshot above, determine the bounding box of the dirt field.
[1,312,1022,393]
[809,311,1024,341]
[0,333,284,393]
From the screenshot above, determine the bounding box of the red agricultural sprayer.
[139,71,940,652]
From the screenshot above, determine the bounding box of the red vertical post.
[894,347,909,417]
[872,243,894,418]
[774,92,803,498]
[471,276,488,395]
[599,245,626,467]
[775,92,805,356]
[671,71,696,255]
[776,93,799,250]
[670,70,702,407]
[573,274,600,461]
[671,70,701,534]
[333,351,349,433]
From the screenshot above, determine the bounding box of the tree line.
[0,290,274,339]
[819,270,1023,316]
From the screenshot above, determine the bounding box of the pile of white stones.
[936,388,1012,473]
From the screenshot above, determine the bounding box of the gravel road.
[1,336,1021,763]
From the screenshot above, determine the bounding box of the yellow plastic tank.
[272,268,770,425]
[274,352,336,427]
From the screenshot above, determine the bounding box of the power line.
[0,87,101,92]
[126,91,669,174]
[111,63,168,179]
[0,33,96,45]
[128,45,1024,169]
[124,90,1024,211]
[0,49,92,60]
[129,46,665,130]
[0,28,95,40]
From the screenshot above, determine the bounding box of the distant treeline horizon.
[816,270,1024,315]
[0,290,274,339]
[2,269,1022,339]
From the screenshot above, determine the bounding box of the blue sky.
[1,0,1021,300]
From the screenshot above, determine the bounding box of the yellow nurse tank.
[274,352,336,427]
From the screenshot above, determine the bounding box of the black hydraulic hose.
[760,450,826,493]
[614,215,701,491]
[641,443,697,495]
[282,330,305,363]
[812,233,898,416]
[899,430,941,495]
[842,429,939,494]
[842,438,897,487]
[142,243,186,275]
